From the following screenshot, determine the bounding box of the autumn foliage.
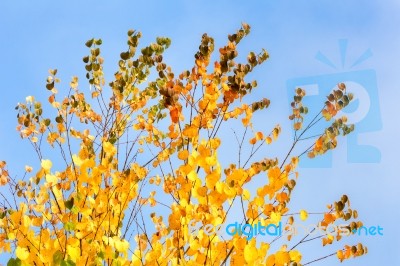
[0,24,367,265]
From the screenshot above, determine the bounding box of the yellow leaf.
[32,216,43,227]
[291,156,299,166]
[272,125,280,140]
[266,254,275,266]
[242,189,251,200]
[255,131,264,140]
[182,125,197,138]
[244,244,257,263]
[115,238,129,253]
[7,232,16,240]
[270,211,281,225]
[242,117,250,127]
[265,136,272,144]
[25,95,34,103]
[289,250,302,263]
[275,251,290,264]
[25,165,33,173]
[300,210,308,221]
[103,141,116,155]
[178,150,189,160]
[45,174,58,185]
[337,250,344,262]
[293,122,302,130]
[67,245,80,262]
[196,186,207,197]
[268,167,281,182]
[168,210,181,230]
[72,154,83,167]
[209,138,221,149]
[16,246,29,260]
[41,159,52,173]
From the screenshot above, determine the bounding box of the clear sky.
[0,1,399,265]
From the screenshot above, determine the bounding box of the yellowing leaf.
[265,136,272,144]
[16,246,29,260]
[300,210,308,221]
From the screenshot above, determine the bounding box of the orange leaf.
[169,106,179,123]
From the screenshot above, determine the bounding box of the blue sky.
[0,1,399,265]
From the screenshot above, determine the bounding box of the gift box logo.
[287,40,382,167]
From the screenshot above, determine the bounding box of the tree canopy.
[0,23,366,265]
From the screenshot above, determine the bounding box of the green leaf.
[44,118,51,126]
[61,260,76,266]
[71,206,79,215]
[64,197,74,210]
[64,221,75,231]
[7,258,21,266]
[109,137,117,144]
[120,52,130,60]
[55,116,64,123]
[53,250,63,264]
[92,63,100,71]
[335,201,344,211]
[85,39,94,48]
